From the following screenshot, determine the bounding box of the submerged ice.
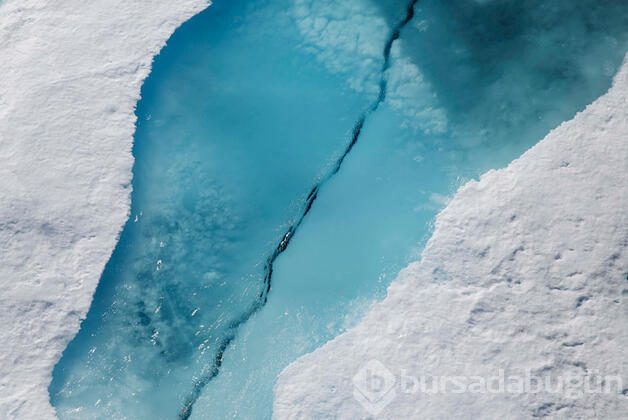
[51,0,628,418]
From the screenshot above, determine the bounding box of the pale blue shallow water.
[51,0,628,418]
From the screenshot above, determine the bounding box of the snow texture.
[275,57,628,418]
[0,0,208,418]
[0,0,626,418]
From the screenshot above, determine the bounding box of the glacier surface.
[0,0,626,418]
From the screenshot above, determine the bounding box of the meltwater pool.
[51,0,628,418]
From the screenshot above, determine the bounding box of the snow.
[0,0,208,418]
[0,0,626,418]
[274,57,628,418]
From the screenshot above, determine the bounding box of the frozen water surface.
[50,0,628,418]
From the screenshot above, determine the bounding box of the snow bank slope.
[0,1,207,417]
[275,57,628,418]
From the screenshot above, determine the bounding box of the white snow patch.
[0,0,208,418]
[274,57,628,418]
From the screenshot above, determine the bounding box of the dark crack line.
[179,1,419,417]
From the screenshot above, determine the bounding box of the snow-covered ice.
[274,57,628,418]
[0,0,208,417]
[0,0,626,418]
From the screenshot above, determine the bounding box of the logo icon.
[353,359,396,415]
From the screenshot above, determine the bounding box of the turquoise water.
[51,0,628,418]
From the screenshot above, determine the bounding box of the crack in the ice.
[178,1,419,417]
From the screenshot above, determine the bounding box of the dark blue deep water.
[51,0,628,418]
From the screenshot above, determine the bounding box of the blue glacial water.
[51,0,628,418]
